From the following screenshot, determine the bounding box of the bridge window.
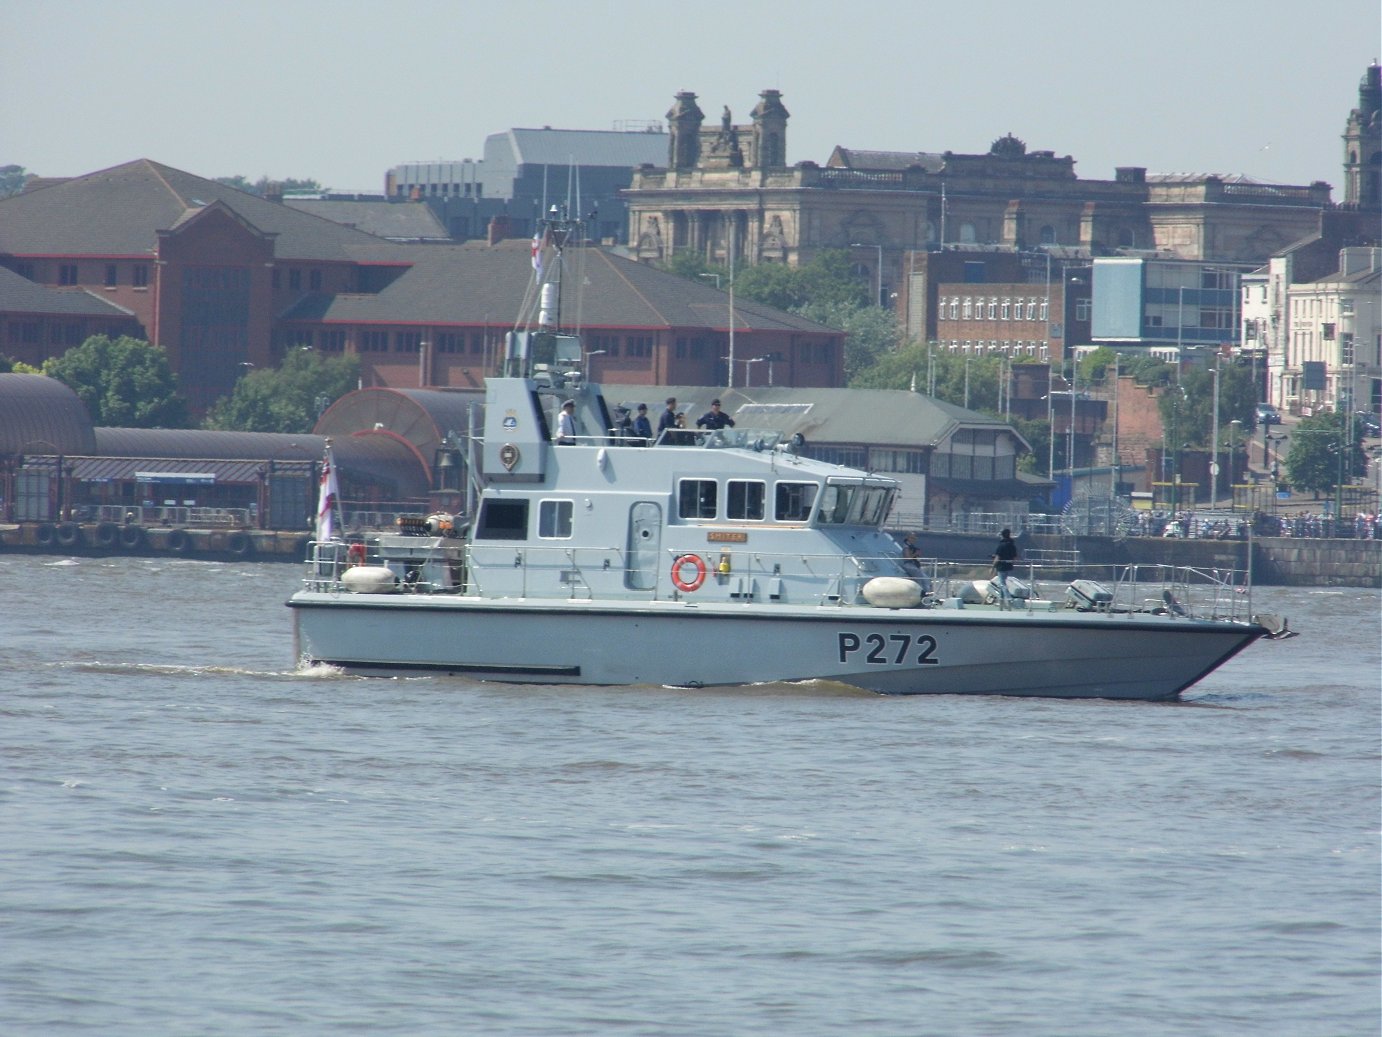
[538,499,574,539]
[678,478,717,519]
[727,480,766,521]
[774,481,818,522]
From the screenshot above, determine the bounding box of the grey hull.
[290,594,1266,701]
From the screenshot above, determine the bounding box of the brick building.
[0,160,845,416]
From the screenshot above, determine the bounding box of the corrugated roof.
[499,128,668,169]
[0,159,395,261]
[0,373,97,455]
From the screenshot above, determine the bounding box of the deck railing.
[302,539,1257,624]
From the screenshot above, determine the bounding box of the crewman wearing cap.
[695,398,736,431]
[632,403,653,444]
[554,399,577,445]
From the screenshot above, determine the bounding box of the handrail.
[300,538,1258,624]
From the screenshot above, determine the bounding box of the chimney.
[487,215,511,245]
[265,181,284,204]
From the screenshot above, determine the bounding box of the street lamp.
[849,242,883,307]
[1227,418,1242,509]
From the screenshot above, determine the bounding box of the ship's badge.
[502,411,518,431]
[499,444,520,471]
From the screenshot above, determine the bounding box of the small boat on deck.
[287,213,1288,701]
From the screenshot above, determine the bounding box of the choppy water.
[1,554,1378,1036]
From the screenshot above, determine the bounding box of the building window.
[1000,299,1010,320]
[962,297,972,319]
[538,499,574,539]
[436,332,461,354]
[105,264,118,287]
[310,270,322,291]
[59,264,78,286]
[1026,300,1037,320]
[360,331,388,352]
[626,336,652,358]
[289,269,302,290]
[395,331,422,353]
[1039,301,1049,321]
[470,334,485,355]
[320,330,346,352]
[133,265,149,288]
[1075,298,1092,321]
[986,298,997,319]
[1321,323,1336,341]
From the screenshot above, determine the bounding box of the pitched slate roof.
[0,159,393,260]
[0,266,135,317]
[281,243,840,335]
[284,199,450,242]
[827,147,945,172]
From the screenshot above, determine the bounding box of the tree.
[44,335,189,427]
[0,164,33,199]
[212,175,325,197]
[1156,364,1257,447]
[204,349,360,433]
[1285,412,1367,496]
[796,300,901,381]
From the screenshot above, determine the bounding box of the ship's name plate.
[705,531,748,543]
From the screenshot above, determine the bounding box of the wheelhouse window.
[475,499,528,540]
[537,499,573,539]
[678,479,717,519]
[774,481,818,522]
[726,480,766,521]
[817,483,894,526]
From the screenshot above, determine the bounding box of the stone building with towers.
[624,88,1336,323]
[1341,62,1381,210]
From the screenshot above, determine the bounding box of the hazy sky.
[4,0,1378,195]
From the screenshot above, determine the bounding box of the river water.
[1,555,1378,1036]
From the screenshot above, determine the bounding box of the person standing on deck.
[990,528,1020,610]
[554,400,577,445]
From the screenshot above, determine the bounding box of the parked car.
[1355,410,1381,437]
[1255,403,1282,426]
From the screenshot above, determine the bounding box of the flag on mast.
[531,228,544,281]
[316,444,340,542]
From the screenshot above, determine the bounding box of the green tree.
[44,335,189,427]
[0,164,33,199]
[204,349,360,432]
[212,175,325,197]
[796,299,901,381]
[1285,412,1367,496]
[1156,364,1257,447]
[732,249,868,312]
[1077,346,1118,384]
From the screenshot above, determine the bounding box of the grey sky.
[4,0,1378,196]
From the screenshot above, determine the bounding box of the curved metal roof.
[316,387,484,461]
[90,426,429,497]
[0,374,97,456]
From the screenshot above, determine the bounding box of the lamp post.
[850,242,883,307]
[1210,358,1221,509]
[1228,419,1242,509]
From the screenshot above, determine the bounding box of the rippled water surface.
[1,555,1378,1036]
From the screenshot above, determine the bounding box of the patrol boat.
[287,217,1282,700]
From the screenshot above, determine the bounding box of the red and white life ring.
[670,553,707,593]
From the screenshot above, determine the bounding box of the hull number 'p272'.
[838,632,940,666]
